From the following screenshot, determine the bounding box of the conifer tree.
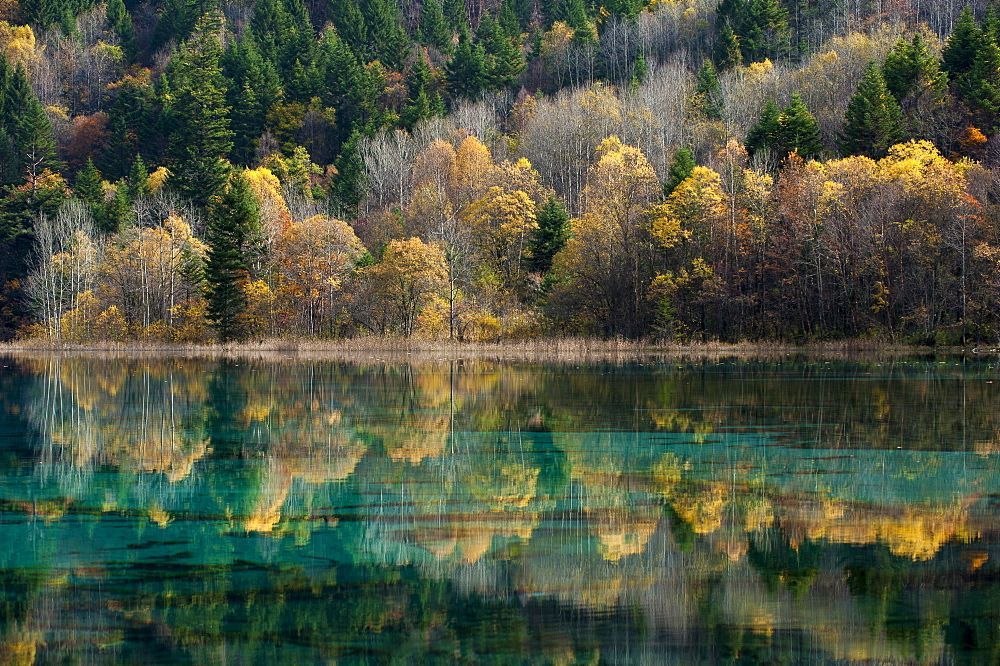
[126,155,151,201]
[166,12,234,208]
[961,40,1000,131]
[478,15,524,90]
[715,22,743,71]
[400,56,439,130]
[74,159,104,205]
[526,196,570,274]
[443,0,468,31]
[746,99,781,158]
[663,148,696,196]
[331,0,368,57]
[205,171,260,342]
[778,93,823,159]
[883,34,946,103]
[838,61,905,158]
[716,0,789,63]
[106,0,137,61]
[361,0,408,71]
[447,29,487,100]
[942,7,982,82]
[419,0,453,52]
[224,37,284,164]
[693,61,723,120]
[5,63,59,184]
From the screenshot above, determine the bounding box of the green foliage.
[745,98,781,158]
[106,0,137,61]
[446,29,487,100]
[526,195,570,274]
[663,148,696,196]
[692,61,722,120]
[714,22,743,71]
[882,34,946,103]
[838,61,905,158]
[73,158,103,204]
[419,0,453,53]
[477,15,524,90]
[941,7,982,82]
[777,93,823,159]
[716,0,790,63]
[166,12,235,208]
[205,171,259,342]
[360,0,408,71]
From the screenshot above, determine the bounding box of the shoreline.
[0,337,970,362]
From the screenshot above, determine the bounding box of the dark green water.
[1,354,999,664]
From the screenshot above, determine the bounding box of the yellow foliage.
[0,20,35,68]
[451,135,494,205]
[243,167,290,230]
[652,166,726,247]
[147,166,170,192]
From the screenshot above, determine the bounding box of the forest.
[4,0,1000,342]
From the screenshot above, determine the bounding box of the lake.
[1,352,998,663]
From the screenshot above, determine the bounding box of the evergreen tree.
[961,39,1000,131]
[97,186,130,234]
[777,93,822,159]
[331,130,366,215]
[526,196,570,274]
[693,61,723,120]
[166,12,234,208]
[126,155,151,201]
[631,52,648,88]
[447,29,487,100]
[318,27,380,144]
[838,61,905,158]
[419,0,453,52]
[361,0,409,71]
[400,56,438,130]
[20,0,61,29]
[745,98,781,158]
[106,0,137,61]
[714,22,743,71]
[223,36,284,164]
[204,171,260,342]
[331,0,368,57]
[716,0,789,63]
[74,158,104,204]
[478,15,524,90]
[942,7,982,82]
[5,63,60,184]
[442,0,468,31]
[663,148,696,196]
[883,33,946,103]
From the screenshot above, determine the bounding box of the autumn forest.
[3,0,1000,342]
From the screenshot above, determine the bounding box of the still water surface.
[1,353,999,663]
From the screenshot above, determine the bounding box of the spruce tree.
[883,34,946,103]
[478,15,524,90]
[746,99,781,158]
[126,155,151,201]
[106,0,137,61]
[961,40,1000,131]
[166,12,234,208]
[838,61,905,158]
[716,0,790,63]
[663,148,696,196]
[74,158,104,204]
[5,63,59,183]
[443,0,468,31]
[526,196,570,274]
[400,56,437,130]
[693,61,723,120]
[204,172,259,342]
[361,0,408,71]
[942,7,982,82]
[331,0,368,57]
[777,93,822,159]
[419,0,453,52]
[715,22,743,71]
[447,29,487,100]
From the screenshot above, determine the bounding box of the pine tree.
[478,15,524,90]
[126,155,151,201]
[746,98,781,158]
[447,29,487,100]
[106,0,137,61]
[883,34,946,103]
[526,196,570,274]
[361,0,409,71]
[400,55,436,130]
[942,7,982,82]
[777,93,823,159]
[961,39,1000,131]
[204,171,259,342]
[716,0,789,63]
[166,12,234,208]
[693,61,723,120]
[74,158,104,204]
[663,148,696,196]
[331,0,368,57]
[714,22,743,71]
[5,63,60,184]
[419,0,453,52]
[838,61,905,158]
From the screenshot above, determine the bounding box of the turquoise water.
[1,354,999,663]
